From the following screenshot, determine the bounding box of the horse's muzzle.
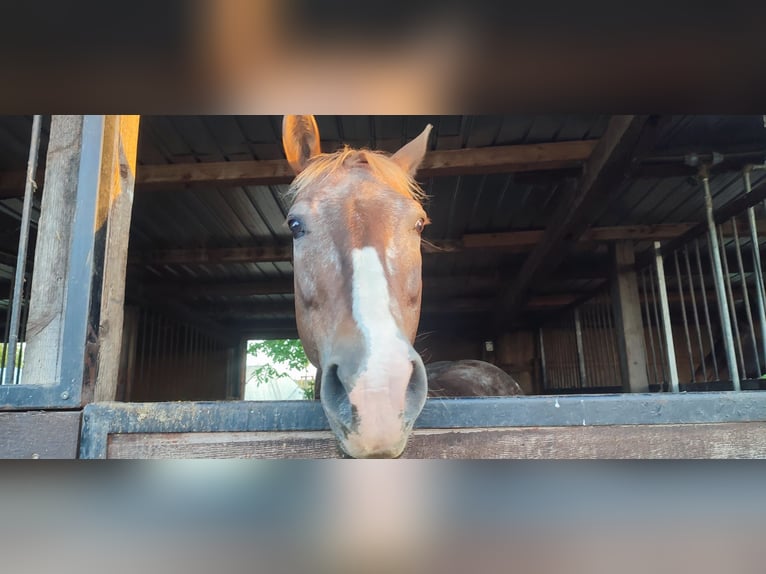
[320,346,428,458]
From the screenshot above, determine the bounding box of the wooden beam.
[495,116,650,326]
[91,115,141,403]
[133,140,598,189]
[128,245,292,266]
[5,142,766,200]
[105,422,766,458]
[463,223,697,249]
[611,242,650,393]
[138,278,295,298]
[130,218,766,267]
[23,116,88,392]
[0,411,81,458]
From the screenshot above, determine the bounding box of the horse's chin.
[336,432,410,459]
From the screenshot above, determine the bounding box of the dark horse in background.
[281,115,522,458]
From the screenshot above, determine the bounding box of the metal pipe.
[537,327,548,391]
[717,224,746,376]
[654,242,680,392]
[674,250,696,382]
[695,238,720,380]
[683,245,707,381]
[702,169,741,390]
[731,213,760,377]
[648,264,669,386]
[641,269,660,386]
[744,168,766,373]
[574,308,587,387]
[3,115,42,386]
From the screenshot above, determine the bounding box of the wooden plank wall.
[105,422,766,459]
[0,411,81,458]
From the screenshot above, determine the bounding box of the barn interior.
[2,115,766,402]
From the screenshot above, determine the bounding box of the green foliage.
[0,343,23,368]
[247,339,314,399]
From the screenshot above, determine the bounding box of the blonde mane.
[284,146,427,206]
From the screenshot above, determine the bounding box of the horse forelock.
[284,146,427,207]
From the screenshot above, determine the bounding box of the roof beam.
[135,140,598,189]
[131,219,763,266]
[0,140,597,196]
[495,115,651,326]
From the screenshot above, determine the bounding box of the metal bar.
[731,213,760,377]
[604,292,621,386]
[654,242,680,393]
[648,264,669,386]
[3,115,42,386]
[695,238,720,380]
[590,302,603,387]
[683,245,707,381]
[574,308,587,387]
[15,276,31,385]
[745,168,766,372]
[641,269,660,386]
[538,328,548,391]
[1,291,11,384]
[596,293,615,387]
[718,224,746,376]
[674,250,696,382]
[702,171,741,390]
[58,115,105,403]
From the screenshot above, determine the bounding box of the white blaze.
[349,246,413,444]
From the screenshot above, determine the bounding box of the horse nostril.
[403,359,428,423]
[321,364,355,434]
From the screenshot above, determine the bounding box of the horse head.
[282,115,432,458]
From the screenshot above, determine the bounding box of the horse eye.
[415,218,425,233]
[288,217,305,239]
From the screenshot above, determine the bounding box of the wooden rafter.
[127,219,766,266]
[495,115,651,326]
[0,140,598,197]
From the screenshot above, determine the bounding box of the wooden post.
[23,116,88,388]
[22,115,140,402]
[90,116,141,403]
[611,241,650,392]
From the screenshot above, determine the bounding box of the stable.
[2,115,766,458]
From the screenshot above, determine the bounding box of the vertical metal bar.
[538,328,548,391]
[582,300,606,387]
[3,115,42,386]
[744,168,766,372]
[592,296,608,387]
[58,115,105,401]
[601,291,621,386]
[569,313,582,389]
[695,238,720,380]
[654,242,679,393]
[702,171,741,390]
[641,269,660,387]
[1,292,12,383]
[16,275,31,385]
[683,245,707,381]
[718,224,746,376]
[648,264,669,386]
[673,250,696,382]
[574,308,587,388]
[731,214,760,377]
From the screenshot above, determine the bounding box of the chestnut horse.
[282,115,521,458]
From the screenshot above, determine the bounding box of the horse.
[281,115,522,458]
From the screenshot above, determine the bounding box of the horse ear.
[391,123,433,177]
[282,115,322,174]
